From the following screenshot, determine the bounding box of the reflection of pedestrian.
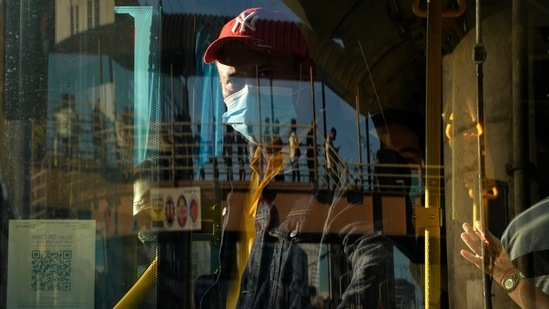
[270,119,285,183]
[236,132,248,181]
[289,119,300,182]
[92,102,106,162]
[224,125,234,180]
[273,118,281,139]
[306,126,316,182]
[325,127,339,189]
[264,117,272,144]
[114,108,133,162]
[193,130,206,180]
[54,94,79,161]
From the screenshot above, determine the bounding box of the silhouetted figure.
[325,127,339,189]
[236,132,248,181]
[289,118,300,182]
[306,126,316,182]
[224,125,234,180]
[54,93,79,163]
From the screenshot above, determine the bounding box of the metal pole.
[355,87,363,188]
[511,0,532,291]
[365,114,371,191]
[472,1,493,307]
[511,0,529,217]
[310,67,318,184]
[424,0,443,307]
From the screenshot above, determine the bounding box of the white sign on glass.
[7,220,96,308]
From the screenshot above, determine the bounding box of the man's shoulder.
[502,196,549,257]
[507,197,549,229]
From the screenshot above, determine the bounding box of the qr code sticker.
[31,250,72,291]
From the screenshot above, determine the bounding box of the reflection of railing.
[46,113,443,194]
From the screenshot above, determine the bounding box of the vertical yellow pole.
[425,0,443,308]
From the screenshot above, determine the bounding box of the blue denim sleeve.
[326,202,395,309]
[340,232,393,308]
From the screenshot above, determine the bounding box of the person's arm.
[289,132,297,157]
[325,139,332,167]
[461,220,549,308]
[342,232,393,307]
[324,201,393,307]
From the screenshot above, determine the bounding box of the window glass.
[0,1,548,308]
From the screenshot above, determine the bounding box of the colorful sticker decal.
[150,187,201,231]
[165,195,175,228]
[177,195,188,227]
[189,196,199,223]
[151,194,164,228]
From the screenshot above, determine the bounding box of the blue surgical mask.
[222,85,297,145]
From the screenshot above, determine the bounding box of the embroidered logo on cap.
[232,10,258,33]
[231,10,272,49]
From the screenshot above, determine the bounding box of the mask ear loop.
[254,65,265,175]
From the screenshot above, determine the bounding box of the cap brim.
[203,36,259,64]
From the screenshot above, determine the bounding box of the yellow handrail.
[114,257,158,309]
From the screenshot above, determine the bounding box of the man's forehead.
[216,46,268,66]
[377,124,421,150]
[216,49,301,78]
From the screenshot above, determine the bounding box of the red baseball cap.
[203,7,309,64]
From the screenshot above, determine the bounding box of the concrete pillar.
[442,8,516,309]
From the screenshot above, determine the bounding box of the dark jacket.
[197,150,410,309]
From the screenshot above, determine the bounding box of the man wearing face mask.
[199,8,425,309]
[372,109,425,208]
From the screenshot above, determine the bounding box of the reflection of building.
[31,93,135,220]
[53,94,79,161]
[29,0,126,220]
[55,0,115,43]
[30,168,133,224]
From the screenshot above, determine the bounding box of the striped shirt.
[501,196,549,294]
